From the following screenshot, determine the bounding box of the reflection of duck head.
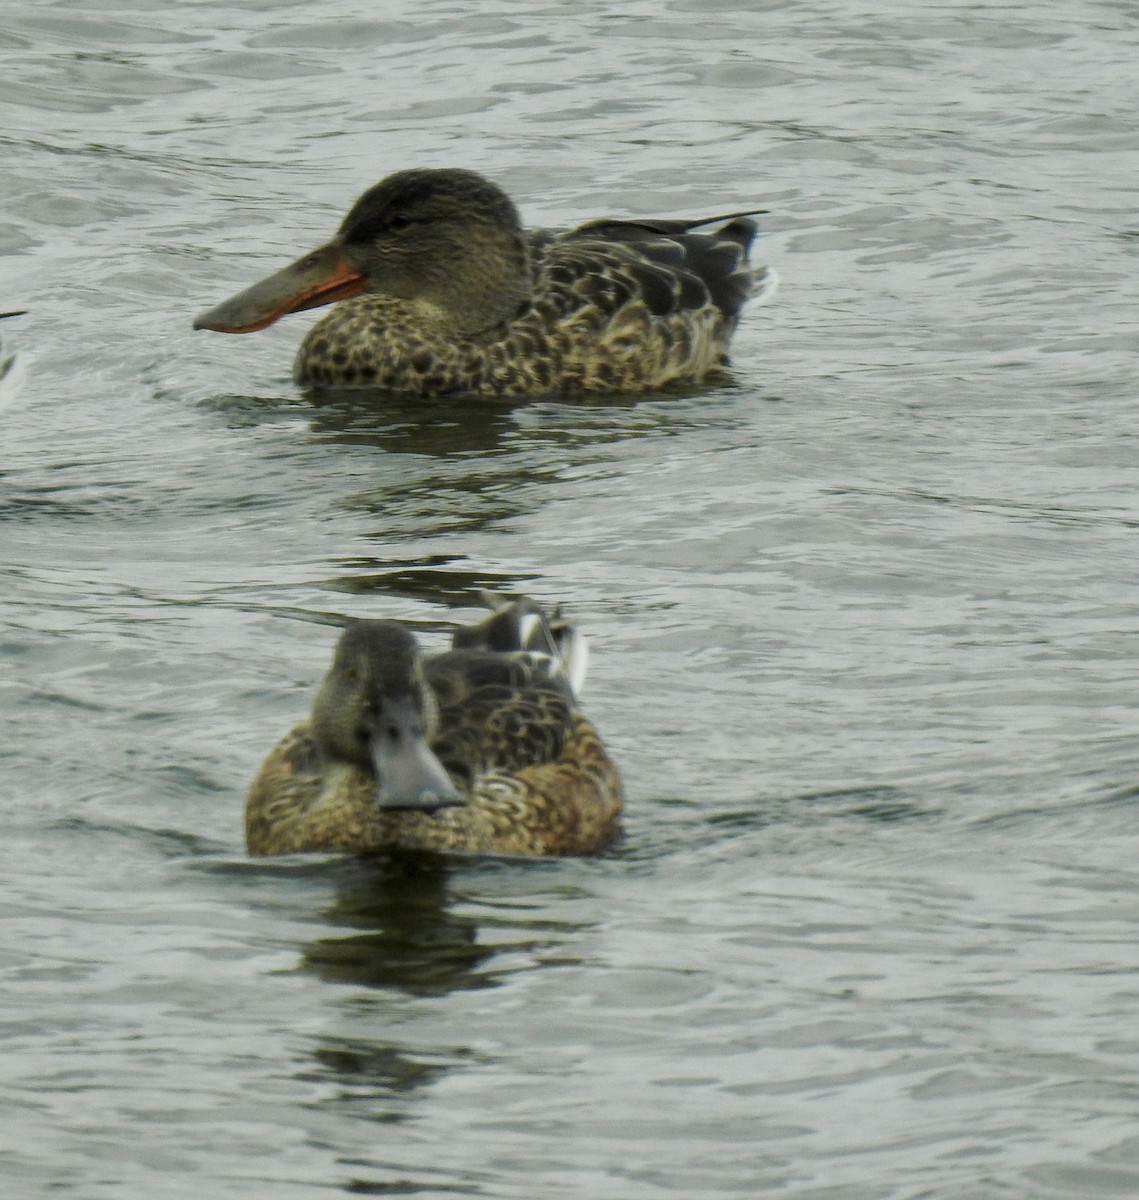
[246,593,623,857]
[302,382,730,548]
[194,167,775,397]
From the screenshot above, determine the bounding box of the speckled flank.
[294,262,743,397]
[246,715,622,857]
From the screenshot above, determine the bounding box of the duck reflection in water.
[300,853,495,995]
[303,383,727,553]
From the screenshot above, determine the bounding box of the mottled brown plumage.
[194,168,776,396]
[246,595,623,856]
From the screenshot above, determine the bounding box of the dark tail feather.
[573,210,764,245]
[568,208,772,321]
[452,592,589,697]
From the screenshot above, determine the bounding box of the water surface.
[2,1,1138,1196]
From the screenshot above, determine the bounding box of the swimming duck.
[194,167,776,396]
[246,594,624,856]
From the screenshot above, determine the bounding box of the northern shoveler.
[194,167,775,396]
[245,593,624,856]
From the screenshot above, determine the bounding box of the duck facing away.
[246,594,624,856]
[194,167,776,397]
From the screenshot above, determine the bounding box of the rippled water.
[3,1,1139,1196]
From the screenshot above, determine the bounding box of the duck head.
[194,168,531,338]
[311,620,463,813]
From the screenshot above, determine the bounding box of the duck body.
[246,595,624,856]
[195,168,776,397]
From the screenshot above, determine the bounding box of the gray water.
[3,1,1138,1196]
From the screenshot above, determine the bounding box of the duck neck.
[427,226,531,338]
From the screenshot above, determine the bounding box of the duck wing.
[538,210,768,324]
[425,649,576,787]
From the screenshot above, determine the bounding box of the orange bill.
[193,243,367,333]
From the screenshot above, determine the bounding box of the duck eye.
[386,213,414,232]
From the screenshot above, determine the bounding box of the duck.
[194,167,776,397]
[246,593,624,856]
